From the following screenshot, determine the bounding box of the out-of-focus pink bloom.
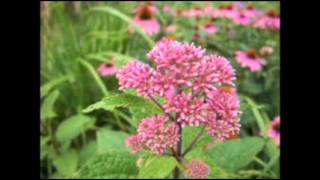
[185,159,210,179]
[97,63,118,76]
[117,60,155,97]
[253,9,280,30]
[203,7,220,18]
[202,23,218,33]
[260,46,274,55]
[268,116,280,145]
[235,49,266,72]
[164,24,177,33]
[218,3,238,18]
[130,3,160,35]
[162,4,172,13]
[192,33,201,41]
[242,2,258,17]
[232,11,252,25]
[135,115,180,154]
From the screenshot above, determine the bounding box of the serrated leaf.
[53,149,79,177]
[97,128,129,154]
[73,152,139,178]
[205,137,265,172]
[41,90,60,121]
[55,114,95,143]
[138,155,177,178]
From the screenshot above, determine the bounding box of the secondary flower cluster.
[118,39,241,155]
[185,159,210,179]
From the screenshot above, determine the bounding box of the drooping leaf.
[204,137,265,173]
[41,90,60,121]
[73,152,139,178]
[138,155,177,178]
[97,128,129,154]
[55,114,95,143]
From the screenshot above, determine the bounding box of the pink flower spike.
[235,49,266,72]
[97,63,117,76]
[185,159,210,179]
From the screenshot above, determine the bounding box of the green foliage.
[41,90,60,121]
[83,93,162,127]
[205,137,265,173]
[53,149,79,177]
[138,155,178,178]
[97,128,129,153]
[55,114,95,143]
[73,152,139,178]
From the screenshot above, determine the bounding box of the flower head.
[260,46,274,55]
[268,116,280,145]
[235,49,266,72]
[117,60,155,97]
[253,9,280,30]
[97,63,118,76]
[185,159,210,179]
[130,3,160,35]
[135,115,180,154]
[202,23,218,33]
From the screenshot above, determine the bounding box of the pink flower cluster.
[119,39,241,154]
[126,115,180,154]
[185,159,210,179]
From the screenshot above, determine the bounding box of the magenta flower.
[185,159,210,179]
[232,11,252,25]
[126,135,144,154]
[129,3,160,35]
[181,6,204,17]
[119,39,241,155]
[218,3,239,18]
[117,60,155,97]
[202,23,218,33]
[268,116,280,145]
[242,2,258,17]
[253,9,280,30]
[127,115,180,154]
[97,63,118,76]
[235,49,266,72]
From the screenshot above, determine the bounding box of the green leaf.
[205,137,265,173]
[82,93,162,127]
[41,75,72,98]
[55,114,95,143]
[182,126,214,153]
[40,136,50,160]
[73,152,139,178]
[80,141,97,163]
[41,90,60,121]
[138,155,177,178]
[97,128,129,154]
[53,149,79,177]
